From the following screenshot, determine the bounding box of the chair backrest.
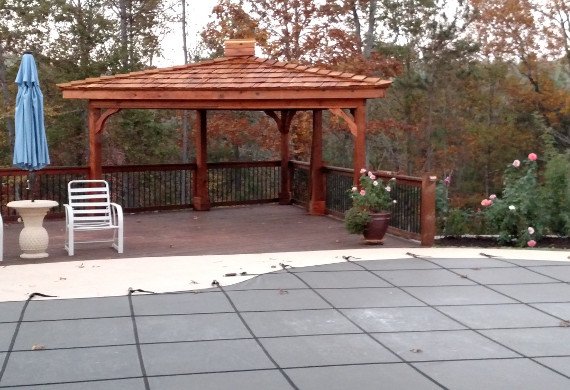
[67,180,113,226]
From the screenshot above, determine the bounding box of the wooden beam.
[90,98,367,111]
[353,104,366,185]
[193,110,210,211]
[283,110,296,130]
[309,109,325,215]
[87,106,120,179]
[328,108,357,136]
[87,106,102,180]
[263,110,297,204]
[61,88,388,101]
[278,110,296,204]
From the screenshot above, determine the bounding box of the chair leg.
[67,228,74,256]
[115,225,123,254]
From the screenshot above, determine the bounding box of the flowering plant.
[345,169,396,234]
[479,152,545,247]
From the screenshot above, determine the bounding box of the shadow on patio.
[2,204,418,265]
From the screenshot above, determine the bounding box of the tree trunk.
[363,0,377,58]
[351,0,363,54]
[119,0,129,70]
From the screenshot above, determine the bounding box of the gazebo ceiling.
[58,40,391,107]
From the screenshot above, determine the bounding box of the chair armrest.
[109,203,124,226]
[63,204,73,227]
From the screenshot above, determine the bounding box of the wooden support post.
[353,104,366,185]
[279,110,295,204]
[88,107,102,180]
[87,105,119,180]
[421,174,437,247]
[193,110,210,211]
[265,109,296,205]
[309,109,325,215]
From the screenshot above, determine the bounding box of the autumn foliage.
[0,0,568,209]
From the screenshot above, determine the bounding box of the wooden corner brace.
[328,108,357,136]
[95,108,121,134]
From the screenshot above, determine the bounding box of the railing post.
[421,174,437,247]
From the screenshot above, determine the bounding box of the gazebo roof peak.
[223,39,256,57]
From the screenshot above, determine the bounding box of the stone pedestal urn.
[7,200,58,259]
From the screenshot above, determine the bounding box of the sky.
[155,0,218,67]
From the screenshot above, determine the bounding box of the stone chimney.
[224,39,256,57]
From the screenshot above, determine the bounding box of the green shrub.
[443,208,469,236]
[344,207,371,234]
[543,152,570,236]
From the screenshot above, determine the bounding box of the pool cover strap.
[0,292,57,383]
[128,287,154,390]
[213,281,300,390]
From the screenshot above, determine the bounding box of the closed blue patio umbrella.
[13,51,50,201]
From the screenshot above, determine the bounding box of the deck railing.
[103,164,195,212]
[291,161,436,245]
[208,161,280,206]
[1,161,435,245]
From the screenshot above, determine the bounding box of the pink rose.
[360,168,367,174]
[360,190,366,196]
[528,153,537,161]
[489,194,497,200]
[527,240,537,247]
[480,199,493,207]
[512,160,521,168]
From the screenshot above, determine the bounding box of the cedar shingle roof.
[58,56,390,93]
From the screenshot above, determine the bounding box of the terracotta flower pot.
[363,212,391,244]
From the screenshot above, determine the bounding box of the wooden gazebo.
[58,40,392,215]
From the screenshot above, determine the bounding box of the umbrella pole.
[29,171,36,202]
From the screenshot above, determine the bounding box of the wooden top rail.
[0,161,280,176]
[208,161,280,169]
[103,163,197,173]
[290,160,310,168]
[0,166,89,176]
[292,161,424,187]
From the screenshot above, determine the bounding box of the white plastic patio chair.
[64,180,124,256]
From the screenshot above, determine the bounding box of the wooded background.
[0,0,568,208]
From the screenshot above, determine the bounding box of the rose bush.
[480,153,545,247]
